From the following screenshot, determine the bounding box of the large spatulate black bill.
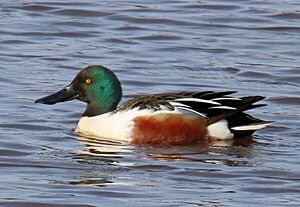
[35,85,79,105]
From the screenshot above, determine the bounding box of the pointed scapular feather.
[169,101,191,108]
[207,96,266,125]
[175,98,221,105]
[212,97,241,101]
[175,106,207,118]
[209,106,237,110]
[243,104,267,111]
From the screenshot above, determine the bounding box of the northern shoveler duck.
[35,65,271,146]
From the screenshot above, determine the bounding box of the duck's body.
[36,65,271,146]
[76,107,208,145]
[75,91,270,145]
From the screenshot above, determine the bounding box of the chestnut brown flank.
[132,114,208,146]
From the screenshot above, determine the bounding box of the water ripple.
[0,0,300,207]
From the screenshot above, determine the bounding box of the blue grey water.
[0,1,300,206]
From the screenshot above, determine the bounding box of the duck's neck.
[83,102,118,117]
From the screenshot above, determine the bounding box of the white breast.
[75,109,153,141]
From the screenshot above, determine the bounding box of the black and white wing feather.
[117,91,271,137]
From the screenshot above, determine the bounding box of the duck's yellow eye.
[85,79,92,84]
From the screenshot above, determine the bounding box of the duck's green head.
[35,65,122,117]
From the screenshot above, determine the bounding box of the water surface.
[0,1,300,206]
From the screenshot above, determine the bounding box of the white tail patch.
[175,98,221,105]
[207,120,234,140]
[209,106,236,110]
[231,123,271,131]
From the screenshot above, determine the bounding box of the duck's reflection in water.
[75,135,257,167]
[68,135,257,188]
